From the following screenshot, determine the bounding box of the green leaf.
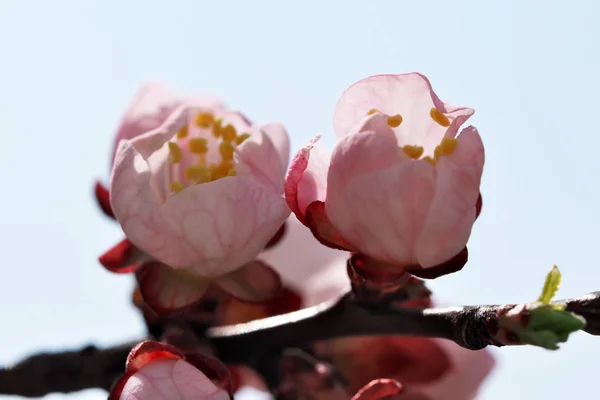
[537,266,562,304]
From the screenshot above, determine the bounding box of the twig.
[1,291,599,397]
[0,341,136,397]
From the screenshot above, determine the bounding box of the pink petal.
[237,124,289,192]
[120,359,229,400]
[333,73,474,155]
[216,260,282,302]
[98,238,151,274]
[158,176,290,276]
[415,126,485,268]
[326,129,436,267]
[285,135,330,224]
[136,262,210,314]
[261,122,291,175]
[410,339,495,400]
[258,216,349,294]
[110,140,289,276]
[94,181,114,219]
[351,379,403,400]
[112,83,223,163]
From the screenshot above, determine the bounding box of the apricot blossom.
[286,73,484,278]
[108,86,290,312]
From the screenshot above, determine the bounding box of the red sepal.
[94,181,115,219]
[98,238,148,273]
[351,379,403,400]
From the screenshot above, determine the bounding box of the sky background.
[1,0,599,399]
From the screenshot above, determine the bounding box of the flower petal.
[136,262,210,314]
[237,124,289,192]
[119,359,230,400]
[415,126,485,268]
[111,140,289,276]
[216,260,282,302]
[285,135,330,224]
[333,73,474,155]
[261,122,291,175]
[98,238,151,273]
[112,83,223,162]
[326,129,436,267]
[409,339,495,400]
[258,216,349,292]
[351,379,403,400]
[216,287,302,325]
[94,181,114,219]
[158,177,290,276]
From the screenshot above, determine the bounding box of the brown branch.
[0,341,136,397]
[1,292,599,397]
[209,292,600,365]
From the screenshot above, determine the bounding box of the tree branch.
[1,291,599,397]
[0,341,135,397]
[209,291,600,365]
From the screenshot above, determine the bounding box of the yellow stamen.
[176,125,189,139]
[430,107,451,127]
[423,156,437,166]
[235,133,251,145]
[188,138,208,154]
[171,181,185,193]
[367,108,379,115]
[434,145,442,159]
[438,137,459,156]
[195,112,215,128]
[211,161,235,180]
[402,145,424,159]
[227,168,237,176]
[168,142,182,164]
[387,114,403,128]
[219,141,235,161]
[221,124,237,142]
[212,118,223,138]
[184,166,210,183]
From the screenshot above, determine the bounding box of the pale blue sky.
[1,0,599,399]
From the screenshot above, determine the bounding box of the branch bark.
[1,291,599,397]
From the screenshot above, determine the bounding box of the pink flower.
[404,339,495,400]
[286,73,484,278]
[258,216,351,307]
[109,341,231,400]
[108,84,291,312]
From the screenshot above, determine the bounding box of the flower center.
[366,108,458,165]
[166,111,250,194]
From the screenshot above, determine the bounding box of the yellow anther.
[219,140,235,161]
[195,112,215,128]
[423,156,437,166]
[212,118,223,138]
[211,161,235,180]
[438,137,459,156]
[176,125,189,139]
[227,168,237,177]
[367,108,379,115]
[184,166,210,183]
[387,114,403,128]
[402,145,424,159]
[221,124,237,141]
[168,142,182,164]
[188,138,208,154]
[235,133,251,145]
[171,181,185,193]
[430,107,451,127]
[434,145,442,159]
